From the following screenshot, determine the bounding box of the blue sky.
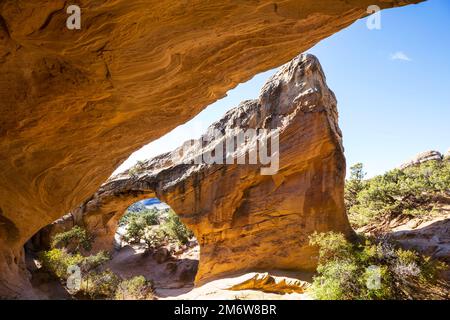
[115,0,450,178]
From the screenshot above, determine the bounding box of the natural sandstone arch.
[55,54,352,285]
[75,184,159,253]
[0,0,424,298]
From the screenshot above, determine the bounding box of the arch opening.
[23,197,198,299]
[110,198,199,297]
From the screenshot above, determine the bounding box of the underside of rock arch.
[0,0,423,298]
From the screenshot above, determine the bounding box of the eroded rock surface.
[52,54,352,285]
[228,272,309,294]
[399,150,444,169]
[0,0,424,298]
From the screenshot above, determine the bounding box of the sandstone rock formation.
[162,271,312,300]
[0,0,424,298]
[48,54,353,285]
[399,150,443,169]
[228,272,309,294]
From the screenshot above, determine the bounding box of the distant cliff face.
[0,0,424,298]
[53,54,352,284]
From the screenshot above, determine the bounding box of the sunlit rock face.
[399,151,444,170]
[0,0,423,298]
[53,54,352,285]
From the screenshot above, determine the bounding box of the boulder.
[228,272,309,294]
[399,150,443,170]
[154,247,171,264]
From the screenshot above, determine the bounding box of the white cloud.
[390,51,412,62]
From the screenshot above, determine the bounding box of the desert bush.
[80,269,121,299]
[163,210,194,245]
[39,249,84,280]
[80,251,110,272]
[346,160,450,228]
[308,232,446,300]
[122,208,193,247]
[42,227,110,279]
[39,248,110,279]
[121,209,160,242]
[120,208,159,226]
[40,230,158,300]
[115,276,155,300]
[142,227,169,249]
[51,226,93,252]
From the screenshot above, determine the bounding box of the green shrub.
[163,210,194,245]
[308,232,446,300]
[39,248,84,279]
[402,208,430,217]
[81,269,121,299]
[348,205,378,228]
[122,208,193,247]
[80,251,110,272]
[142,227,168,249]
[121,209,160,242]
[346,160,450,228]
[115,276,154,300]
[39,233,158,300]
[120,208,159,226]
[309,231,353,262]
[51,226,93,252]
[39,248,110,279]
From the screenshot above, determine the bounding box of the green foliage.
[345,163,366,210]
[122,208,159,226]
[39,249,84,280]
[81,269,121,299]
[51,226,93,252]
[42,227,109,281]
[39,229,157,300]
[39,247,155,300]
[309,231,353,261]
[346,160,450,228]
[115,276,154,300]
[121,209,160,242]
[121,207,193,247]
[308,232,446,300]
[163,210,194,245]
[142,227,168,248]
[39,248,110,279]
[80,251,110,272]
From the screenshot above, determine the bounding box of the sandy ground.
[107,243,313,300]
[106,242,199,291]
